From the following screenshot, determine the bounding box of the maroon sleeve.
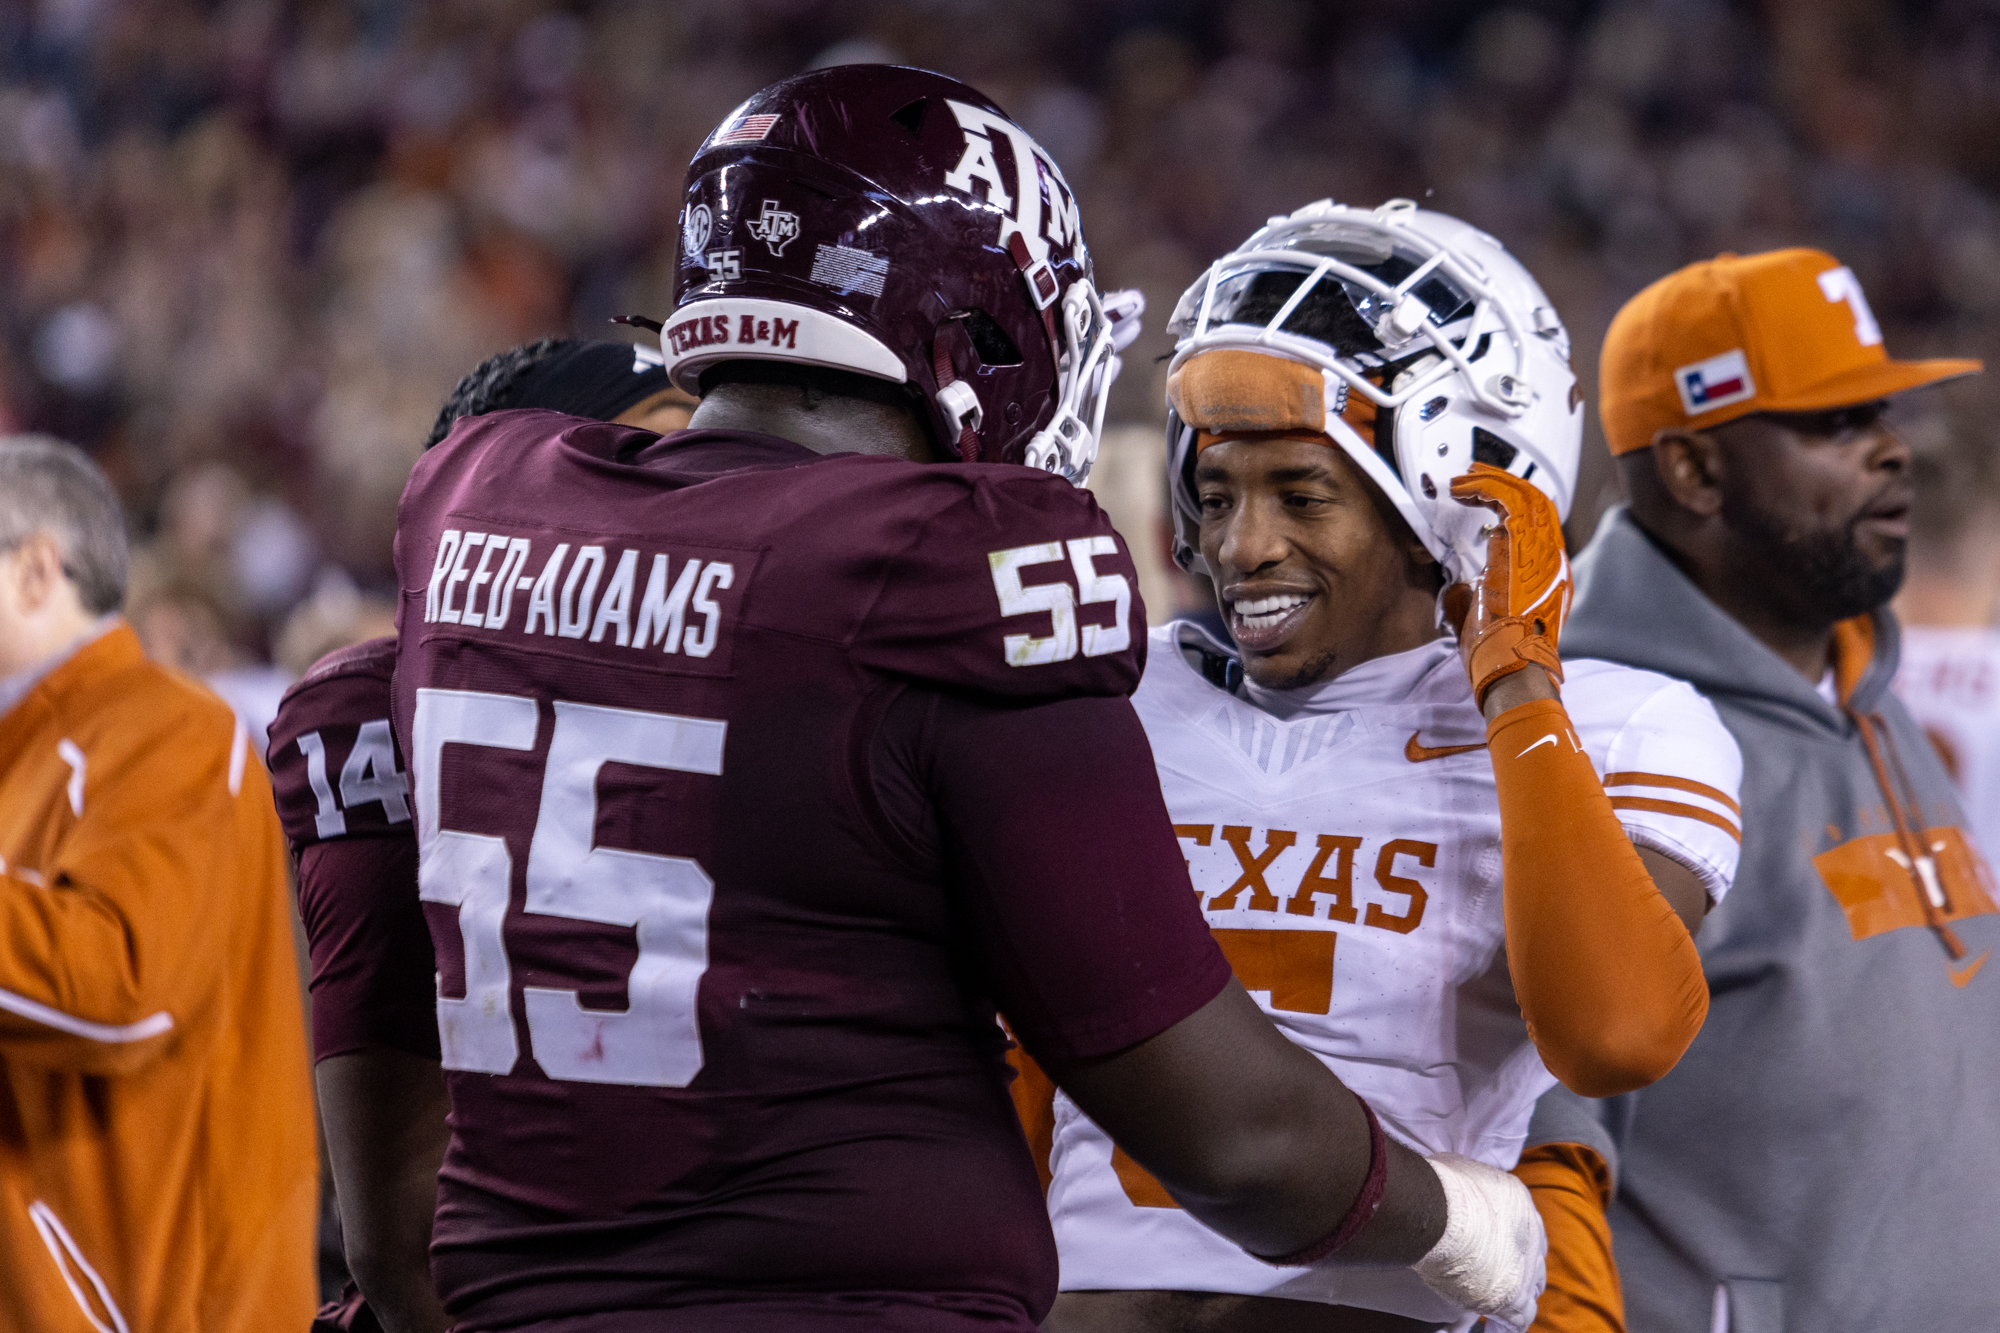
[850,469,1149,702]
[295,838,439,1062]
[267,638,438,1064]
[903,689,1230,1062]
[267,638,412,848]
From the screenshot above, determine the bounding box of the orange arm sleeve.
[1489,698,1708,1097]
[1516,1141,1624,1333]
[1006,1041,1058,1194]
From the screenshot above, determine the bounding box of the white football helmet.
[1165,198,1582,585]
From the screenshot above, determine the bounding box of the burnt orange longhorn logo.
[1814,827,1998,983]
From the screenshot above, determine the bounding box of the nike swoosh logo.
[1517,734,1559,757]
[1950,950,1990,988]
[1405,732,1486,763]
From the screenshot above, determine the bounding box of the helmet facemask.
[1022,280,1134,483]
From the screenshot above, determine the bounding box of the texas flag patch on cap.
[1675,348,1757,415]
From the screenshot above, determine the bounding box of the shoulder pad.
[850,468,1148,700]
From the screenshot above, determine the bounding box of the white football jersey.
[1893,626,2000,864]
[1049,625,1742,1320]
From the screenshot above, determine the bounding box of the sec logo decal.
[682,203,713,257]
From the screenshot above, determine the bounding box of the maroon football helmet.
[662,65,1136,482]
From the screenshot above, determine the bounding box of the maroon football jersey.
[391,411,1230,1331]
[268,636,438,1064]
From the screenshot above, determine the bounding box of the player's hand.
[1445,463,1570,710]
[1412,1153,1548,1333]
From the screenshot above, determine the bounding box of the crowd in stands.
[3,0,1999,711]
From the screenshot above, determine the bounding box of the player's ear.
[1405,531,1445,592]
[1384,500,1444,591]
[1648,427,1725,520]
[10,532,68,613]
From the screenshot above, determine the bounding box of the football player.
[269,337,696,1333]
[370,70,1548,1333]
[1037,200,1744,1333]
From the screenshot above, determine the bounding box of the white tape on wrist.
[1412,1152,1548,1333]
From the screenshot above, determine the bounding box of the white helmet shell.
[1165,198,1582,586]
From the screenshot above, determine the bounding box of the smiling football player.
[1039,200,1745,1333]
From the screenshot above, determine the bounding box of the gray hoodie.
[1559,506,2000,1333]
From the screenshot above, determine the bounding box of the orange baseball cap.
[1599,248,1982,455]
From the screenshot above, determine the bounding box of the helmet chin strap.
[930,327,981,463]
[1008,233,1062,354]
[929,244,1135,480]
[1008,230,1111,484]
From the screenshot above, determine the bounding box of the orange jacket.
[0,625,317,1333]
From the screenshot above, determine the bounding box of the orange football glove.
[1449,462,1571,707]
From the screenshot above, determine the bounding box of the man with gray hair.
[0,434,319,1333]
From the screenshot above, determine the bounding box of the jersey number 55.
[412,688,725,1089]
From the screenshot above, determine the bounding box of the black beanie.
[506,340,675,420]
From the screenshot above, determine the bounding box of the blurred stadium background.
[3,0,1998,739]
